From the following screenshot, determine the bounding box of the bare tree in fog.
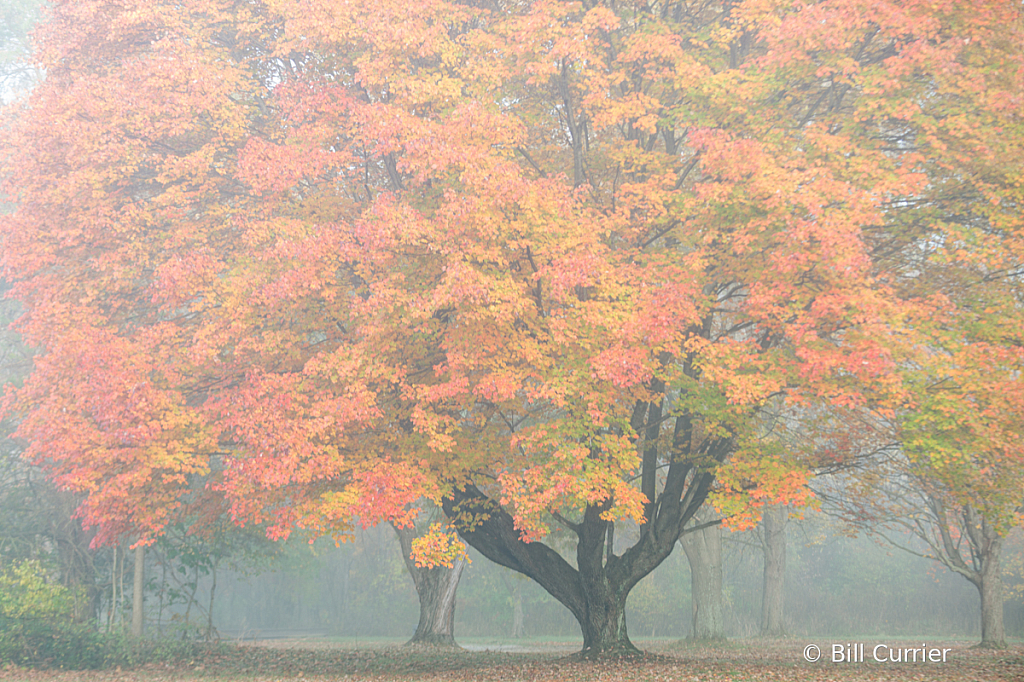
[821,449,1011,648]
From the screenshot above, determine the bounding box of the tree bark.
[109,545,118,632]
[930,502,1006,648]
[759,504,787,637]
[680,510,725,641]
[131,544,144,638]
[394,523,467,647]
[442,417,729,656]
[977,548,1005,648]
[441,394,733,657]
[207,562,217,640]
[968,515,1005,648]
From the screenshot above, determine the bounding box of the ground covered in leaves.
[1,639,1021,681]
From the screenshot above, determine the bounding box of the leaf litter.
[0,640,1020,681]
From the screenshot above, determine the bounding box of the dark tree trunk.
[759,504,787,637]
[206,562,217,640]
[394,524,466,647]
[680,510,725,641]
[442,406,732,657]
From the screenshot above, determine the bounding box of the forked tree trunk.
[931,502,1006,649]
[679,512,725,641]
[576,524,633,654]
[394,524,466,647]
[443,461,722,655]
[442,404,732,657]
[759,504,787,637]
[444,488,690,656]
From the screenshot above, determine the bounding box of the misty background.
[127,514,1024,643]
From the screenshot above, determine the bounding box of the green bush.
[0,559,127,669]
[0,560,219,669]
[0,559,78,622]
[0,617,221,669]
[0,617,131,669]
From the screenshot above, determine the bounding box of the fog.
[147,514,1022,643]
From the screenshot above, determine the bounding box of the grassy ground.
[0,638,1021,681]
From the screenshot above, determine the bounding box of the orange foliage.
[1,0,1021,560]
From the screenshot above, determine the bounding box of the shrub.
[0,559,77,621]
[0,560,222,669]
[0,559,126,669]
[0,617,130,669]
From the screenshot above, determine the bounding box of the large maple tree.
[2,0,1022,654]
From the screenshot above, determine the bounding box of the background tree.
[759,504,787,638]
[679,507,726,641]
[822,444,1017,648]
[393,520,467,647]
[389,502,468,647]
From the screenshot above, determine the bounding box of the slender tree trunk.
[157,555,167,635]
[207,563,217,640]
[499,572,528,638]
[680,513,725,641]
[109,545,117,632]
[183,564,197,625]
[52,491,100,623]
[394,524,466,647]
[341,554,351,633]
[760,504,787,637]
[118,542,126,631]
[131,544,144,638]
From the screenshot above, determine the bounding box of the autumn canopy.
[2,0,1022,654]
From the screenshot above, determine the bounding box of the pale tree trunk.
[393,523,466,647]
[760,504,787,637]
[510,579,525,638]
[977,548,1005,648]
[680,510,725,641]
[500,572,527,638]
[966,511,1005,648]
[109,545,118,632]
[131,544,144,638]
